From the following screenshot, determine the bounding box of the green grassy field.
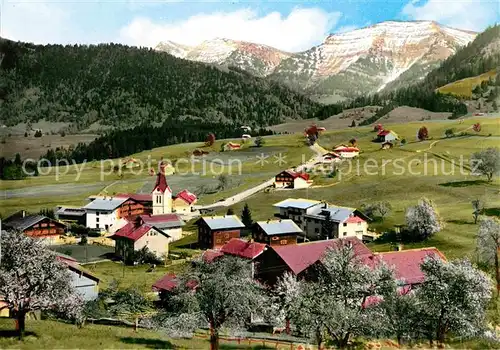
[221,117,500,259]
[437,70,497,98]
[0,319,275,349]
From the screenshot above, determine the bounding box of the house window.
[280,240,287,245]
[96,212,100,216]
[96,217,99,223]
[105,224,109,231]
[357,222,362,226]
[271,236,279,241]
[96,224,99,229]
[343,232,347,236]
[343,223,347,227]
[314,228,319,233]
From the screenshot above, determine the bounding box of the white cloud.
[119,7,341,52]
[2,1,71,44]
[401,0,499,32]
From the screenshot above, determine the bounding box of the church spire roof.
[152,169,171,193]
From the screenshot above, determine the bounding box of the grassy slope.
[437,70,497,98]
[219,117,500,259]
[0,319,272,349]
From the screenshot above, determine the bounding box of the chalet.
[253,220,303,246]
[56,253,100,301]
[274,170,312,189]
[172,190,197,214]
[333,145,360,158]
[220,238,267,260]
[196,215,245,249]
[255,237,372,286]
[3,211,67,244]
[273,198,326,230]
[303,205,370,241]
[376,130,399,143]
[55,206,87,226]
[139,213,184,241]
[223,142,241,151]
[110,219,171,263]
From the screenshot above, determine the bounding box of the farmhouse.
[56,253,100,301]
[253,220,303,246]
[376,130,399,143]
[319,152,341,164]
[55,206,87,226]
[197,215,246,249]
[303,206,369,241]
[172,190,197,214]
[274,170,312,189]
[3,211,67,244]
[273,198,326,230]
[255,237,372,286]
[333,145,360,158]
[110,218,171,263]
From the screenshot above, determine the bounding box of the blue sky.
[2,0,499,51]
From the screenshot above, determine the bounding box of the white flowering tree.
[417,257,492,345]
[476,216,500,297]
[0,231,84,339]
[319,244,395,348]
[157,255,266,350]
[405,197,442,241]
[272,271,302,334]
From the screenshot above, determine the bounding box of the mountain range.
[156,21,477,97]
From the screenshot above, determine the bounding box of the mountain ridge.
[156,20,477,96]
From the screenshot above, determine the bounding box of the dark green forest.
[0,40,320,128]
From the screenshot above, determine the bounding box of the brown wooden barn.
[253,219,303,246]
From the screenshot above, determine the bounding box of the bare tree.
[0,231,84,339]
[472,199,484,224]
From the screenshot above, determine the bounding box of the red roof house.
[152,273,198,293]
[115,193,153,203]
[255,237,373,285]
[174,189,197,205]
[221,238,267,260]
[110,221,171,263]
[375,247,446,285]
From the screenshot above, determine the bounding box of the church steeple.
[152,164,172,214]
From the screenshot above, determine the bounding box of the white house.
[83,197,127,232]
[377,130,399,143]
[110,220,171,262]
[56,254,100,301]
[303,206,369,241]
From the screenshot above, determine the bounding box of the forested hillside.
[0,40,320,129]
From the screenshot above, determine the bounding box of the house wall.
[254,249,292,287]
[135,228,170,258]
[86,209,118,232]
[173,198,191,214]
[338,221,367,240]
[213,230,240,249]
[24,218,66,239]
[267,234,297,246]
[152,189,172,215]
[118,200,147,219]
[385,134,397,142]
[165,227,182,242]
[303,217,340,240]
[339,151,359,158]
[69,270,99,301]
[293,177,310,189]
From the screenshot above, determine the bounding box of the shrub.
[444,128,455,138]
[132,247,162,265]
[34,130,43,137]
